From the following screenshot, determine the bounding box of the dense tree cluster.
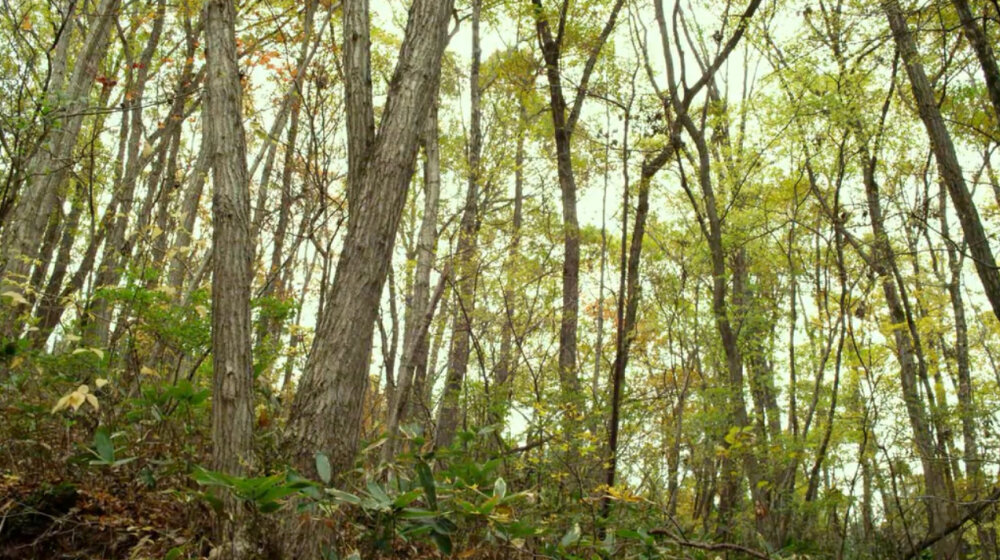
[1,0,1000,558]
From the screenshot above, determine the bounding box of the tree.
[531,0,625,397]
[204,0,255,555]
[283,0,455,482]
[0,0,121,337]
[883,0,1000,322]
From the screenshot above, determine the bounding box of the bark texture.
[1,0,120,334]
[204,0,255,555]
[284,0,454,482]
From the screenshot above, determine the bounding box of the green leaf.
[393,489,423,508]
[478,495,500,515]
[326,488,362,505]
[191,467,235,488]
[399,507,438,519]
[94,428,115,463]
[432,517,457,535]
[255,485,297,505]
[315,452,332,485]
[415,459,437,510]
[430,533,452,555]
[258,501,283,513]
[366,481,392,509]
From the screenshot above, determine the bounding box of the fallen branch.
[647,528,770,559]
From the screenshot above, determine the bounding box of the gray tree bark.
[951,0,1000,124]
[383,104,443,462]
[284,0,454,481]
[0,0,120,335]
[204,0,255,555]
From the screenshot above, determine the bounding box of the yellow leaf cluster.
[52,380,107,413]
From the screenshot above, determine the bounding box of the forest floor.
[0,469,528,559]
[0,469,196,559]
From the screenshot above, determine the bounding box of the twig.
[900,487,1000,560]
[647,528,771,559]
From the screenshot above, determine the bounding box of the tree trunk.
[83,0,172,346]
[204,0,255,555]
[1,0,120,335]
[254,95,301,364]
[858,136,958,557]
[883,0,1000,322]
[939,185,996,557]
[950,0,1000,124]
[387,104,443,458]
[531,0,625,397]
[283,0,454,482]
[168,145,210,292]
[434,0,482,451]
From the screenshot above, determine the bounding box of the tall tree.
[0,0,121,335]
[883,0,1000,322]
[283,0,455,481]
[435,0,483,451]
[204,0,255,555]
[531,0,625,396]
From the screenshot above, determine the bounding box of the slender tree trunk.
[435,0,482,450]
[496,103,526,391]
[940,185,996,557]
[531,0,625,397]
[168,145,210,292]
[204,0,255,555]
[883,0,1000,322]
[249,0,319,239]
[254,96,301,362]
[859,138,957,557]
[83,0,172,345]
[30,193,83,348]
[951,0,1000,123]
[1,0,120,335]
[391,104,443,453]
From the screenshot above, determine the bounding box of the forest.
[1,0,1000,558]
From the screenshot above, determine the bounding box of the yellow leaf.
[85,394,99,411]
[67,391,86,411]
[77,384,89,395]
[20,15,31,31]
[95,378,109,389]
[1,291,28,306]
[73,347,104,359]
[155,285,177,297]
[52,394,72,413]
